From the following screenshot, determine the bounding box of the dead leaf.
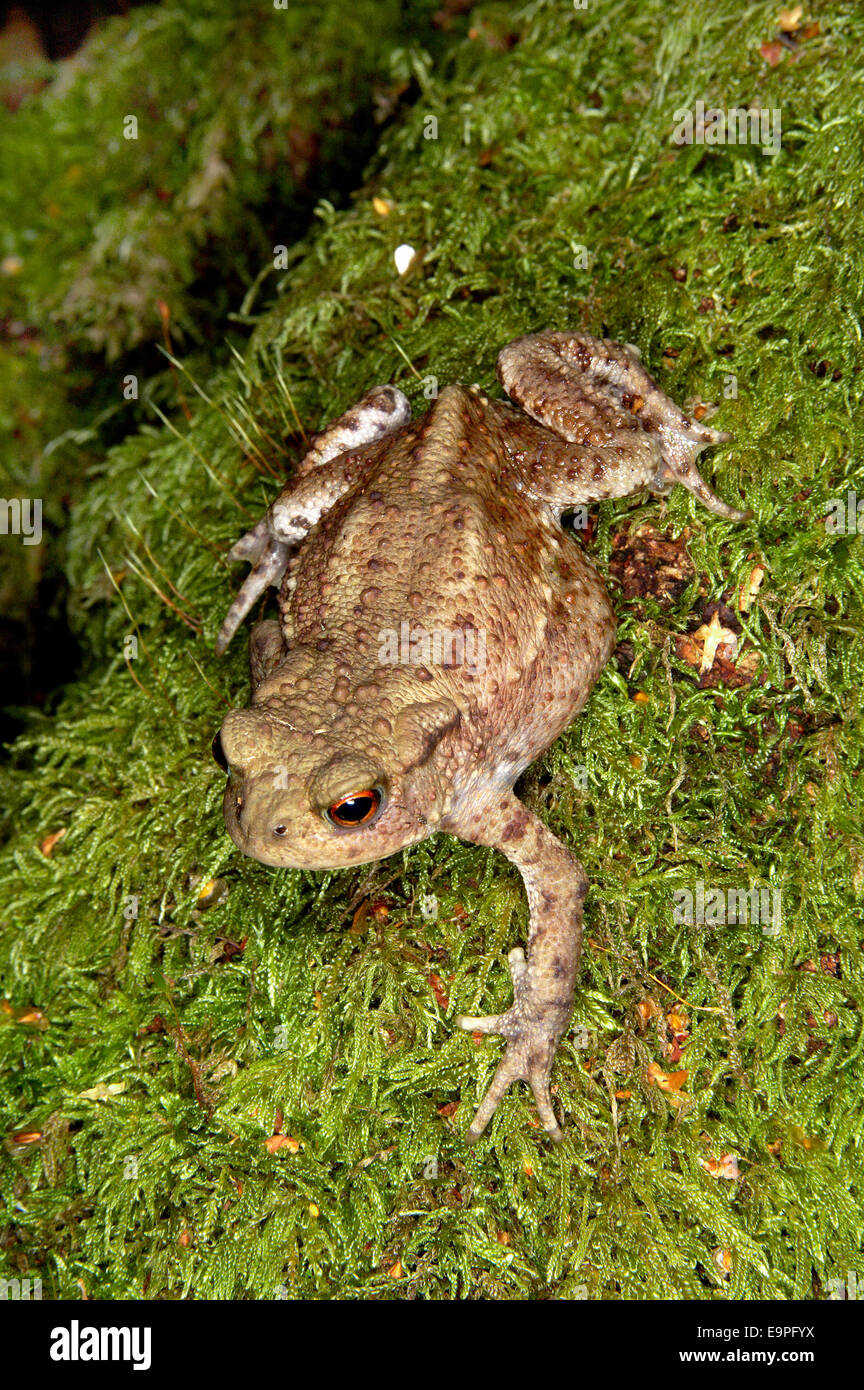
[701,1151,740,1179]
[637,996,661,1028]
[666,1009,690,1038]
[78,1081,127,1101]
[609,524,694,605]
[137,1015,166,1035]
[760,40,784,65]
[428,972,449,1009]
[211,935,247,964]
[264,1134,300,1154]
[675,604,761,689]
[694,609,738,674]
[778,5,803,31]
[39,828,66,857]
[647,1062,689,1092]
[738,564,765,612]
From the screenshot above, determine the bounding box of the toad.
[212,331,748,1142]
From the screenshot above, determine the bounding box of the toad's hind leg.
[497,331,750,521]
[452,794,588,1143]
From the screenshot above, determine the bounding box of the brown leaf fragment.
[778,6,803,32]
[637,996,661,1028]
[676,603,761,688]
[694,609,738,675]
[428,972,449,1009]
[701,1151,740,1179]
[737,564,765,612]
[609,524,694,606]
[39,828,66,857]
[648,1063,688,1091]
[264,1134,300,1154]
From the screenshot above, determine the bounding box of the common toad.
[212,331,748,1141]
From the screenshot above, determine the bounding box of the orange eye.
[325,788,383,828]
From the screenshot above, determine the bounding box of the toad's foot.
[449,793,585,1143]
[457,947,571,1143]
[215,521,290,656]
[498,331,751,522]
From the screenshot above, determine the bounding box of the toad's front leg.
[453,794,587,1143]
[215,385,410,654]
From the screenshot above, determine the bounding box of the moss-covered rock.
[1,0,862,1299]
[0,0,441,727]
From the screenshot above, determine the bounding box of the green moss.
[0,0,442,716]
[1,0,862,1299]
[0,0,439,359]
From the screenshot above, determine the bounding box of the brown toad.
[212,331,748,1142]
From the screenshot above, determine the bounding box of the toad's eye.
[324,787,383,829]
[211,731,229,773]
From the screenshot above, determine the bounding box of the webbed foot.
[497,331,751,521]
[215,520,289,656]
[457,947,570,1143]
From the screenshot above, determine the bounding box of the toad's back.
[286,384,616,768]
